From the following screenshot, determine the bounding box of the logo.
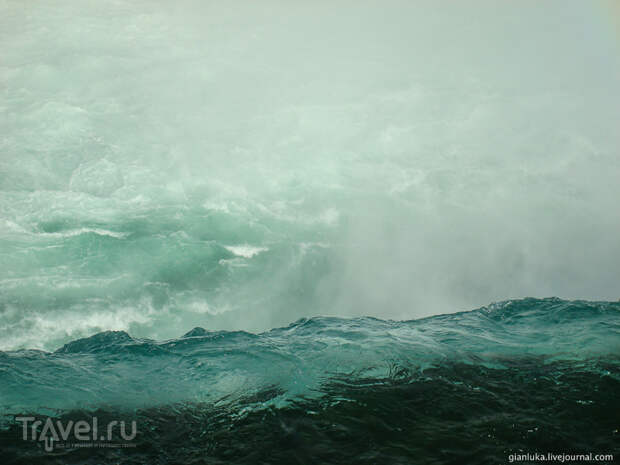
[15,416,137,452]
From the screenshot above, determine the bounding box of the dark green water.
[1,299,619,463]
[2,359,618,464]
[2,1,620,463]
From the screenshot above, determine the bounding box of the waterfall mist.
[1,0,619,350]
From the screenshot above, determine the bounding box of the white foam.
[0,303,152,352]
[224,245,268,258]
[42,228,129,239]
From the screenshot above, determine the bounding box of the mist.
[1,0,619,350]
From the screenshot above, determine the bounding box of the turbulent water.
[2,0,620,463]
[0,298,619,463]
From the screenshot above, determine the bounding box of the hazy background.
[1,0,619,350]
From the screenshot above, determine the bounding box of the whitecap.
[223,245,268,258]
[42,228,129,239]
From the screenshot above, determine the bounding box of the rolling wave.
[1,298,618,464]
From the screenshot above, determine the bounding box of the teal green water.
[1,298,618,414]
[1,3,620,462]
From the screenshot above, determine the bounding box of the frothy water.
[0,298,618,414]
[0,298,618,463]
[2,2,620,462]
[2,0,620,352]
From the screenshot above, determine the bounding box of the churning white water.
[1,0,619,350]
